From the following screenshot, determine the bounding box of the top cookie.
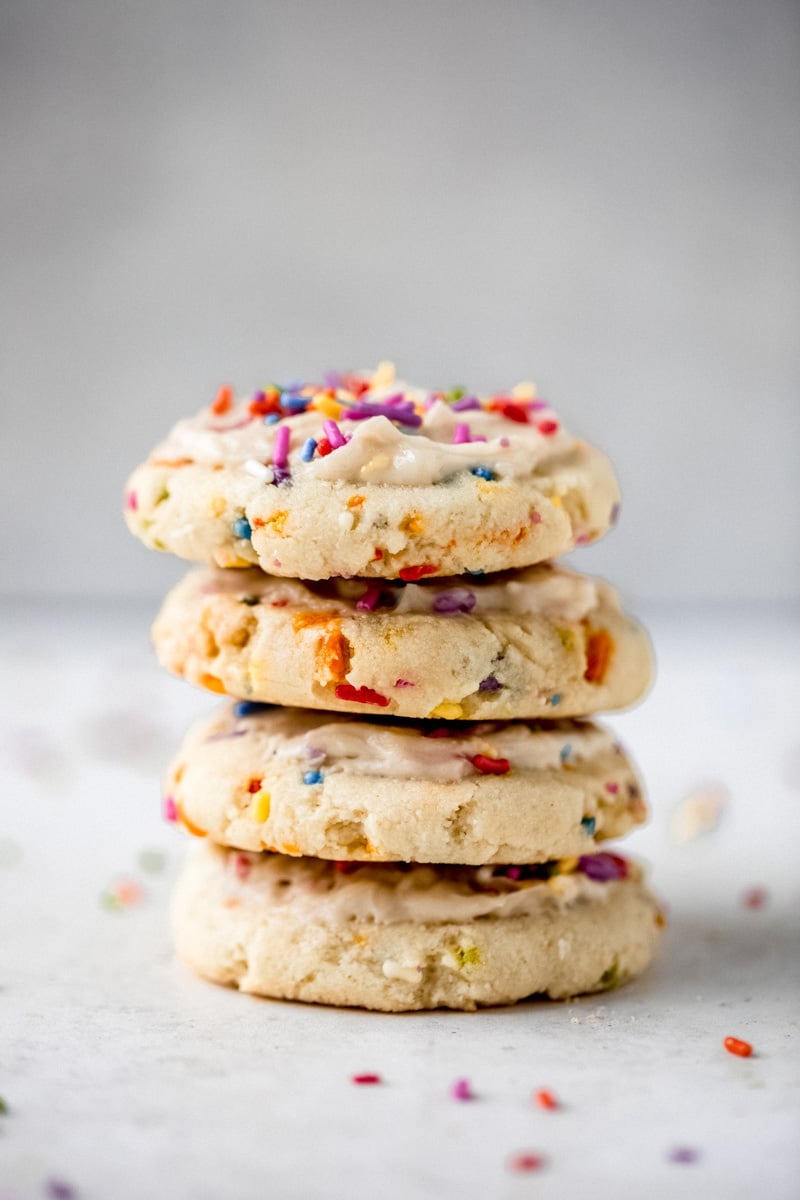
[124,363,620,580]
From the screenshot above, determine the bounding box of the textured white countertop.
[1,599,799,1200]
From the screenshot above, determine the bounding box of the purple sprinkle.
[610,501,621,525]
[323,419,347,448]
[478,675,503,692]
[271,465,292,486]
[578,853,627,882]
[381,392,407,406]
[451,396,481,412]
[668,1147,700,1165]
[322,371,343,389]
[504,866,523,880]
[394,678,414,688]
[46,1180,76,1200]
[344,403,423,428]
[356,586,381,612]
[451,1078,474,1102]
[432,588,477,615]
[528,399,549,411]
[453,423,471,444]
[272,425,290,468]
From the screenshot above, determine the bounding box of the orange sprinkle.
[533,1089,559,1110]
[347,495,365,509]
[318,627,351,681]
[584,628,615,684]
[292,610,340,632]
[199,673,227,694]
[724,1036,753,1058]
[211,385,233,415]
[177,805,207,838]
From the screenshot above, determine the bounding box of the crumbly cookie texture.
[152,562,653,720]
[166,704,646,863]
[124,365,620,579]
[172,843,664,1011]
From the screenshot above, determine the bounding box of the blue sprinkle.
[581,816,597,836]
[300,437,317,462]
[466,568,485,576]
[263,413,280,425]
[560,743,572,762]
[303,769,323,785]
[281,395,310,410]
[233,701,272,718]
[549,693,562,706]
[470,466,495,481]
[232,517,252,540]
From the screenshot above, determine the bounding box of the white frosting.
[210,707,615,782]
[227,850,618,924]
[195,562,605,623]
[151,381,577,488]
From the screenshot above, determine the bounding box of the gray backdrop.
[2,0,798,601]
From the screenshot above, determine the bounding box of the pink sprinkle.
[453,423,471,444]
[273,424,290,468]
[743,886,769,910]
[163,795,178,822]
[575,533,590,545]
[605,782,619,794]
[356,586,381,612]
[528,400,548,412]
[126,490,138,511]
[352,1073,381,1085]
[471,434,487,442]
[508,1152,545,1173]
[233,853,252,880]
[451,1078,474,1101]
[394,678,415,688]
[499,437,510,447]
[323,419,346,448]
[531,510,542,524]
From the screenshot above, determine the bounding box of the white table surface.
[1,599,799,1200]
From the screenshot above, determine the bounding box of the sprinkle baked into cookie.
[125,363,620,580]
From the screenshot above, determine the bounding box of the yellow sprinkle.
[550,494,564,510]
[400,512,424,535]
[208,496,227,517]
[556,856,579,874]
[429,702,464,720]
[312,394,343,419]
[249,790,271,823]
[371,360,396,387]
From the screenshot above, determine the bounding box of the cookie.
[152,562,653,719]
[125,364,620,580]
[166,703,646,864]
[172,843,663,1011]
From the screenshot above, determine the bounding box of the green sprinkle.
[600,960,621,990]
[138,849,166,875]
[452,944,481,968]
[0,1097,9,1115]
[154,486,170,505]
[444,386,466,403]
[239,595,260,606]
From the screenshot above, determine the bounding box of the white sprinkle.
[338,510,356,531]
[382,959,421,984]
[244,459,274,483]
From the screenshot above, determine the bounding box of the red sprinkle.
[508,1152,545,1173]
[212,384,234,415]
[534,1089,559,1110]
[499,402,530,424]
[352,1073,381,1085]
[335,683,390,708]
[316,437,333,457]
[536,419,559,436]
[399,564,439,582]
[249,391,280,417]
[233,853,252,880]
[469,754,511,776]
[247,778,263,793]
[743,886,768,910]
[724,1036,753,1058]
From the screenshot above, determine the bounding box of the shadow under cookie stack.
[125,363,663,1011]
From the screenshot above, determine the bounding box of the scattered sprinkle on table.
[351,1073,382,1085]
[724,1036,753,1058]
[742,886,768,910]
[533,1089,559,1110]
[668,1146,701,1165]
[45,1181,77,1200]
[0,1096,8,1115]
[450,1078,474,1101]
[508,1152,546,1173]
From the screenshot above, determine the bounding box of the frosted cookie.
[172,843,663,1011]
[125,364,620,580]
[152,562,653,719]
[166,704,646,864]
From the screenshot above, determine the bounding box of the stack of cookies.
[125,364,662,1011]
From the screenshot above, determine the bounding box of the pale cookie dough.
[152,562,653,719]
[166,704,646,863]
[125,365,620,580]
[172,843,664,1011]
